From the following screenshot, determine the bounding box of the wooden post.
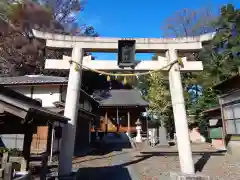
[127,112,130,136]
[89,121,91,144]
[219,98,227,149]
[116,107,119,132]
[22,124,33,171]
[105,111,108,135]
[146,114,149,143]
[40,154,48,180]
[46,123,53,162]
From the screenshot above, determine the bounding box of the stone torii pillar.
[167,48,194,173]
[32,29,215,176]
[58,47,83,175]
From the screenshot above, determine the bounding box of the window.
[233,104,240,118]
[224,107,234,119]
[235,119,240,134]
[226,120,236,134]
[224,104,240,134]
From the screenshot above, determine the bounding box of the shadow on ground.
[74,150,226,179]
[89,142,131,156]
[137,150,226,173]
[75,166,132,180]
[73,151,129,164]
[49,148,226,180]
[74,133,132,158]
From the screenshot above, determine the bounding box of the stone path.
[71,140,240,180]
[72,144,135,180]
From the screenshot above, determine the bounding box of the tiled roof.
[0,75,99,105]
[0,75,68,85]
[93,89,148,107]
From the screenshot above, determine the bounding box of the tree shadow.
[194,152,211,173]
[48,165,133,180]
[74,134,132,158]
[47,150,226,179]
[75,166,132,180]
[73,151,129,164]
[136,150,226,173]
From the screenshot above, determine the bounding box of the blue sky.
[77,0,240,60]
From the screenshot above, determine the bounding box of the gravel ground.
[71,143,240,180]
[130,143,240,180]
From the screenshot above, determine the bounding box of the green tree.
[189,4,240,122]
[200,4,240,82]
[145,71,174,133]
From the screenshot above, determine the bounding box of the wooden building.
[213,74,240,155]
[201,74,240,154]
[0,86,68,172]
[0,75,99,157]
[93,89,148,135]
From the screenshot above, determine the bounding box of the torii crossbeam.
[32,29,215,176]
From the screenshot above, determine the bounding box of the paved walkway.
[73,135,138,180]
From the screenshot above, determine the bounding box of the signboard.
[118,40,136,68]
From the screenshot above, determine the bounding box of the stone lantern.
[135,118,142,142]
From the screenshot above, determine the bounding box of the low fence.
[0,152,49,180]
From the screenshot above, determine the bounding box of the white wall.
[32,86,61,107]
[10,85,61,107]
[10,85,92,110]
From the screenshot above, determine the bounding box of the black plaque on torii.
[117,40,137,69]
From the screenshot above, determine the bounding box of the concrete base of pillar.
[170,172,210,180]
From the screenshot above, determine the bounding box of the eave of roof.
[0,75,68,85]
[0,87,69,123]
[213,74,240,91]
[202,106,220,114]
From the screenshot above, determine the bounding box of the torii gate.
[32,29,215,176]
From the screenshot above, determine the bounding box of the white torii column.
[58,47,84,175]
[167,49,194,174]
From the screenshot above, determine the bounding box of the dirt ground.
[72,143,240,180]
